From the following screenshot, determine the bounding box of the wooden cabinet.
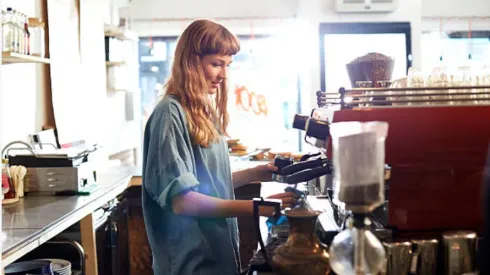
[124,186,153,275]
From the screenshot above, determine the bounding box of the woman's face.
[200,54,233,94]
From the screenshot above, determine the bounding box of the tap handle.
[306,118,330,140]
[292,114,309,131]
[272,155,294,174]
[300,152,322,162]
[280,158,326,175]
[283,165,332,184]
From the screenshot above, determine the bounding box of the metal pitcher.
[442,231,478,275]
[253,197,330,275]
[411,239,439,275]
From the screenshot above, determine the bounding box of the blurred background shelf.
[2,52,50,64]
[104,23,138,41]
[107,87,130,93]
[106,61,130,66]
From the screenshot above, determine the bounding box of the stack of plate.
[42,259,72,275]
[5,260,53,275]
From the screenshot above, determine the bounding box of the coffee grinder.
[328,121,388,274]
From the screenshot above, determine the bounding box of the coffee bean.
[346,53,395,88]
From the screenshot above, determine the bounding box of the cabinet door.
[126,186,153,275]
[96,219,111,275]
[109,198,130,275]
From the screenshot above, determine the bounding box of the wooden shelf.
[104,24,138,41]
[2,52,50,64]
[107,87,129,93]
[106,61,136,67]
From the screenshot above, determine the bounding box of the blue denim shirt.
[142,95,240,275]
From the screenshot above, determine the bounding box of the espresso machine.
[267,109,391,231]
[249,84,490,274]
[322,85,490,274]
[249,50,490,273]
[249,112,392,274]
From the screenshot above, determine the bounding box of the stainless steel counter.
[1,165,137,268]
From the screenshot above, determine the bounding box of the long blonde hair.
[164,19,240,147]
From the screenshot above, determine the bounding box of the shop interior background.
[0,0,488,163]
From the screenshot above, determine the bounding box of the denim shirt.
[142,95,240,275]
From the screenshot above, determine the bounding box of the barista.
[141,19,298,275]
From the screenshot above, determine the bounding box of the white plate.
[39,258,71,271]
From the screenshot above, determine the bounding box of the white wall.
[422,0,490,31]
[423,0,490,17]
[131,0,299,20]
[0,1,46,149]
[129,0,299,36]
[0,0,141,165]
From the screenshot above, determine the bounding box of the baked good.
[227,139,240,147]
[229,144,248,156]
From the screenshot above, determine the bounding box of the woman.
[142,19,298,275]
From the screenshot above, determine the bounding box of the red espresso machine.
[317,85,490,235]
[246,85,490,274]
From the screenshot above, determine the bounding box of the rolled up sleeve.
[143,100,199,209]
[155,160,199,208]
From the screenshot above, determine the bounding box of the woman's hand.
[258,192,300,217]
[267,192,299,209]
[232,162,278,188]
[249,162,278,183]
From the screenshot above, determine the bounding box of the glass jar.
[330,121,389,213]
[329,217,386,275]
[28,17,45,57]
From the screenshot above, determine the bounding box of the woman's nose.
[219,68,227,80]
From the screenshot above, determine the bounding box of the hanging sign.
[234,85,268,116]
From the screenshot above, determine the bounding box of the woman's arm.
[232,163,278,189]
[171,191,297,218]
[232,169,258,189]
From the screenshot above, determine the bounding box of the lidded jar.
[329,121,389,213]
[271,198,331,275]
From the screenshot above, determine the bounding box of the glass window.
[227,36,301,152]
[319,22,412,92]
[323,33,408,92]
[138,35,302,153]
[139,37,178,130]
[421,31,490,71]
